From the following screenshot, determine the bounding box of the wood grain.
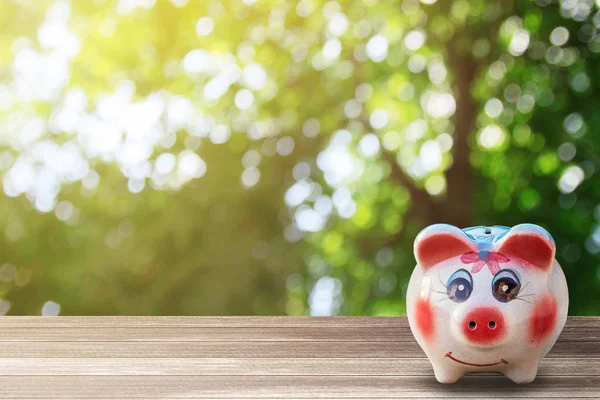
[0,376,597,398]
[0,339,594,358]
[0,317,594,398]
[0,319,592,342]
[0,357,594,376]
[0,316,595,328]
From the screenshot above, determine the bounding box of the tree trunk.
[386,35,478,232]
[442,36,477,228]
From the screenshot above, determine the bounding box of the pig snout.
[459,307,507,346]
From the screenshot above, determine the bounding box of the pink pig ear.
[414,224,476,270]
[495,224,555,271]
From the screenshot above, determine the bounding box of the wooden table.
[0,316,596,398]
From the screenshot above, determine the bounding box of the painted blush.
[529,294,557,343]
[415,298,435,341]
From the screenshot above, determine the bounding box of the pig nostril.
[463,308,505,345]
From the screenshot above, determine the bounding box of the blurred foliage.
[0,0,599,316]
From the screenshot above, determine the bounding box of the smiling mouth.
[445,352,508,367]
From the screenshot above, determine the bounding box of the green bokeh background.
[1,0,599,316]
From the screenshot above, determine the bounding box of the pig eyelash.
[433,272,448,294]
[438,271,447,289]
[432,277,535,303]
[432,286,452,302]
[434,296,452,303]
[517,281,532,297]
[513,281,534,303]
[513,297,532,304]
[431,282,451,301]
[426,272,450,301]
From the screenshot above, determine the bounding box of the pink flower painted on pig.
[460,250,510,275]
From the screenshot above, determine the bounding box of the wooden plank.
[0,341,405,358]
[0,325,592,342]
[0,376,596,398]
[0,316,405,327]
[0,327,404,342]
[0,316,594,328]
[0,317,594,398]
[0,340,592,358]
[0,318,592,341]
[0,357,594,376]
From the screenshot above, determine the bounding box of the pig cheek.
[528,294,557,344]
[415,298,436,342]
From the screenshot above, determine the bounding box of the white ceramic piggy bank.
[406,224,568,384]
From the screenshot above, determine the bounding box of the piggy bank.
[406,224,568,384]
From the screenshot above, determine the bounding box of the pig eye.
[492,269,521,303]
[446,269,473,303]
